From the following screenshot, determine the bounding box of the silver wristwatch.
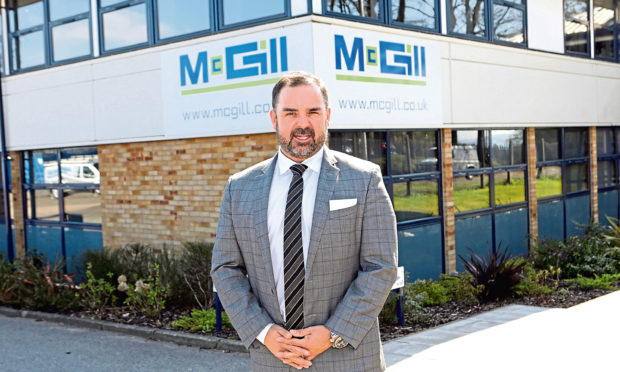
[330,331,349,349]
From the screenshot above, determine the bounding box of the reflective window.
[492,130,524,166]
[454,174,490,212]
[493,4,524,44]
[12,31,45,69]
[452,130,489,169]
[564,0,590,55]
[326,0,381,20]
[598,160,616,188]
[8,0,43,32]
[102,3,148,51]
[49,0,89,21]
[593,0,616,59]
[565,128,588,158]
[221,0,286,26]
[536,129,561,162]
[537,166,563,198]
[26,150,59,185]
[27,189,60,221]
[565,163,588,193]
[329,132,387,175]
[52,19,90,62]
[391,131,438,175]
[449,0,486,37]
[392,0,436,29]
[157,0,210,39]
[597,127,615,155]
[0,18,4,74]
[494,170,525,205]
[393,180,439,221]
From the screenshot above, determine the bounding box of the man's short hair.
[272,71,329,110]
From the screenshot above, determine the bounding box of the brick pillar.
[526,128,538,250]
[9,151,25,258]
[589,126,598,224]
[441,129,456,274]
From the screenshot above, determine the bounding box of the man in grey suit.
[211,71,397,371]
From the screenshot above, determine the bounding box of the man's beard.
[277,120,326,160]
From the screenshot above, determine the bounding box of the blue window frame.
[446,0,527,46]
[99,0,151,54]
[7,0,92,73]
[22,147,102,269]
[597,127,620,225]
[593,0,620,61]
[324,0,441,32]
[536,127,591,241]
[564,0,590,56]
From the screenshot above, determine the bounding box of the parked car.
[44,161,100,198]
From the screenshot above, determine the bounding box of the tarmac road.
[0,314,252,372]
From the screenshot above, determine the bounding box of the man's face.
[270,84,330,163]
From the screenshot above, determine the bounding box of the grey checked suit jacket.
[211,148,398,371]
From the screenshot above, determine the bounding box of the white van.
[44,161,100,198]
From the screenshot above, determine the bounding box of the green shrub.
[439,273,480,303]
[533,221,620,279]
[410,279,450,306]
[12,252,81,311]
[459,243,526,302]
[0,255,16,305]
[567,273,620,290]
[179,241,214,310]
[514,262,558,297]
[80,262,117,312]
[379,284,427,325]
[120,263,169,318]
[79,248,124,285]
[172,308,232,333]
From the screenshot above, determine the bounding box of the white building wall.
[2,14,619,151]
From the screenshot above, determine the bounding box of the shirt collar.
[277,146,324,176]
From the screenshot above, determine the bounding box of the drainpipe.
[0,70,13,261]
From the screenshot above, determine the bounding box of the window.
[564,0,590,55]
[100,1,149,52]
[8,0,46,70]
[49,0,91,62]
[392,0,438,30]
[156,0,211,40]
[325,0,382,20]
[593,0,620,61]
[447,0,526,45]
[220,0,286,27]
[23,147,102,271]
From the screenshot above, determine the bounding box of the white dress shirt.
[256,146,324,343]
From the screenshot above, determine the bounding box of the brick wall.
[526,128,538,248]
[441,129,456,274]
[9,151,25,257]
[589,126,598,224]
[99,133,278,251]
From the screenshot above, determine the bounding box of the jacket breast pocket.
[327,204,358,235]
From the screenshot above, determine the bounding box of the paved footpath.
[0,314,252,372]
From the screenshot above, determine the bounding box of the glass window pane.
[326,0,381,19]
[27,189,60,221]
[60,147,99,185]
[100,0,125,7]
[594,27,615,58]
[0,17,3,74]
[597,127,615,155]
[564,0,590,54]
[616,129,620,154]
[102,4,148,51]
[29,150,59,185]
[393,180,439,221]
[565,128,588,158]
[157,0,210,39]
[449,0,486,37]
[222,0,286,26]
[598,160,616,188]
[391,131,438,174]
[565,163,588,193]
[454,174,489,212]
[49,0,90,21]
[392,0,436,29]
[64,191,101,224]
[537,166,562,198]
[494,170,525,205]
[52,19,91,62]
[329,131,387,175]
[535,128,561,162]
[493,5,524,44]
[12,31,45,69]
[9,0,43,31]
[452,130,489,169]
[492,130,524,166]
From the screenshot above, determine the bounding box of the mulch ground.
[61,283,615,343]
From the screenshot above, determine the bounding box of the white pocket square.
[329,198,357,211]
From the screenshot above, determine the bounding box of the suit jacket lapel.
[254,154,280,313]
[305,149,339,278]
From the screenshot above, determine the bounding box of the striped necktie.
[284,163,307,330]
